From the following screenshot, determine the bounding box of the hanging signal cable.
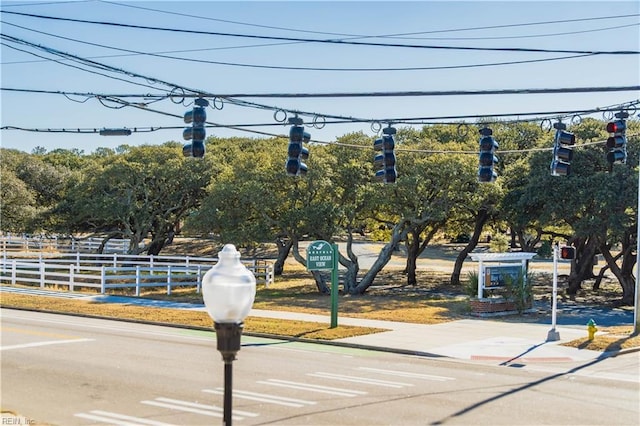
[4,33,638,130]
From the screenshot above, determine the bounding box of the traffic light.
[373,126,397,184]
[560,246,576,260]
[478,127,498,183]
[550,122,575,176]
[606,111,628,165]
[183,98,209,158]
[285,116,309,176]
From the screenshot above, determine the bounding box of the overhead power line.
[2,10,639,55]
[0,22,598,71]
[3,86,639,99]
[98,1,640,41]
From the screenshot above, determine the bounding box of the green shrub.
[464,271,484,298]
[503,271,535,314]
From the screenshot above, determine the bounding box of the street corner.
[429,336,603,364]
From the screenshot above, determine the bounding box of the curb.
[0,305,447,359]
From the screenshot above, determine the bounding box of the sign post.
[547,244,560,341]
[307,240,339,328]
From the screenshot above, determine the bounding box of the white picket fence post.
[166,265,172,295]
[135,266,141,296]
[69,264,75,292]
[11,260,17,285]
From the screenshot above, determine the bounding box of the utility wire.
[2,10,639,55]
[98,1,640,41]
[4,86,639,99]
[0,21,598,71]
[3,34,638,135]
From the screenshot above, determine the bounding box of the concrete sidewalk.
[248,308,604,363]
[1,286,636,364]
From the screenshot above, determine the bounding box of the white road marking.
[74,410,176,426]
[1,338,94,351]
[0,310,213,342]
[257,379,367,397]
[358,366,455,381]
[203,388,317,407]
[308,371,413,388]
[141,397,258,420]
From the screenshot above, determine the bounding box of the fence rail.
[0,252,274,295]
[1,235,132,254]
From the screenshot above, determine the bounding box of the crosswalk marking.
[257,379,367,397]
[74,410,176,426]
[141,397,258,420]
[308,372,413,388]
[357,367,455,381]
[203,388,316,408]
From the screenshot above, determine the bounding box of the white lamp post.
[202,244,256,426]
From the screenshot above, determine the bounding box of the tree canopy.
[1,118,638,304]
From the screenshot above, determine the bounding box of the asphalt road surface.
[1,309,638,425]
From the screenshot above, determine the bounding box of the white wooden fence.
[0,252,274,295]
[0,234,131,254]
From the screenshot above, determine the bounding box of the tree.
[0,166,37,232]
[62,144,212,254]
[501,118,639,305]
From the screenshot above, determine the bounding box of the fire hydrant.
[587,319,598,340]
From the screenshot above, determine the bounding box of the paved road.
[2,309,638,425]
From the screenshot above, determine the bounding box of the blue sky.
[1,0,639,153]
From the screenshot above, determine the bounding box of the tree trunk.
[403,224,441,286]
[600,241,636,305]
[405,229,419,286]
[567,237,598,295]
[351,221,412,294]
[600,230,637,305]
[450,208,488,286]
[273,237,292,276]
[339,225,362,294]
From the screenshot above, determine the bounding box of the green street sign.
[307,240,334,271]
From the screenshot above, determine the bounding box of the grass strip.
[0,293,388,340]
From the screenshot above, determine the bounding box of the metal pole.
[547,244,560,341]
[330,243,339,328]
[215,322,242,426]
[223,361,233,426]
[634,150,640,335]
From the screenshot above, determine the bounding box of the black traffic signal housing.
[373,126,397,184]
[550,122,576,176]
[560,246,576,260]
[183,97,209,158]
[285,116,309,176]
[606,111,628,165]
[478,127,498,183]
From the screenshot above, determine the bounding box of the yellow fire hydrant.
[587,319,598,340]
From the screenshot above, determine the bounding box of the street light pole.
[215,322,243,426]
[202,244,256,426]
